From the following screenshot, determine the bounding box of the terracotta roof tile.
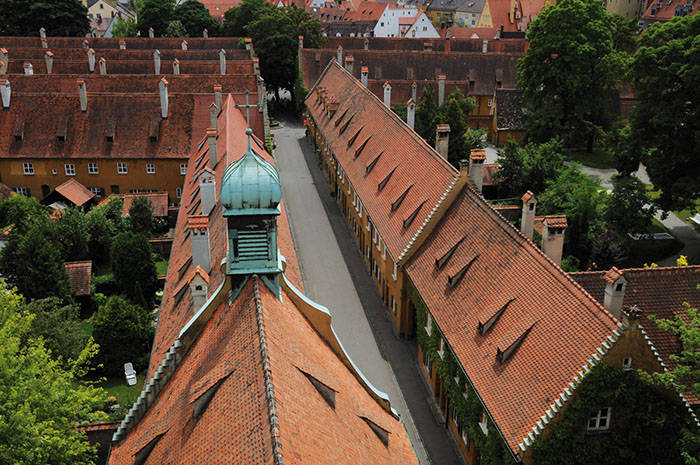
[543,215,567,229]
[64,260,92,296]
[54,179,96,206]
[120,192,169,217]
[405,185,619,454]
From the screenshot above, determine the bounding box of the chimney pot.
[209,103,219,129]
[199,169,217,216]
[344,55,354,74]
[207,128,218,169]
[0,79,10,109]
[0,48,7,75]
[482,39,488,53]
[98,57,107,75]
[361,66,369,87]
[435,124,450,158]
[119,39,126,50]
[520,191,537,239]
[411,82,418,102]
[23,62,33,76]
[407,99,415,130]
[181,40,188,50]
[337,45,343,64]
[87,48,95,72]
[364,37,369,50]
[172,58,180,75]
[468,149,486,192]
[219,49,227,75]
[39,27,46,39]
[153,49,161,75]
[203,28,208,38]
[158,77,168,119]
[188,218,212,273]
[245,37,252,50]
[213,85,222,111]
[41,37,48,49]
[148,27,154,39]
[438,74,446,106]
[189,267,210,311]
[383,81,392,107]
[82,40,89,50]
[541,216,567,266]
[603,267,627,319]
[44,51,54,74]
[77,79,87,112]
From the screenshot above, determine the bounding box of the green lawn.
[79,321,93,340]
[646,184,700,228]
[156,259,169,276]
[98,374,146,407]
[567,149,616,170]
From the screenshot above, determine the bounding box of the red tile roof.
[64,260,92,296]
[543,214,567,229]
[0,181,15,199]
[120,192,169,217]
[54,179,96,207]
[405,185,620,455]
[306,60,459,261]
[642,0,698,22]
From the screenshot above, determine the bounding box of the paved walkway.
[272,114,462,465]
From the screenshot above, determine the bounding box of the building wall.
[476,1,493,27]
[374,7,418,37]
[405,13,441,38]
[0,158,187,204]
[606,0,647,19]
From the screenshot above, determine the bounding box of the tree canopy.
[517,0,628,150]
[494,138,565,198]
[129,196,154,236]
[628,14,700,212]
[24,297,88,365]
[0,0,89,36]
[174,0,220,36]
[111,231,158,306]
[136,0,175,37]
[0,194,47,229]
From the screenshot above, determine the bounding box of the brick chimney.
[207,128,218,169]
[438,74,446,106]
[482,39,488,53]
[203,28,208,38]
[214,85,222,110]
[158,77,168,119]
[0,79,10,109]
[412,82,417,102]
[87,48,95,72]
[153,49,161,74]
[189,266,210,312]
[119,39,126,50]
[98,57,107,75]
[219,49,227,75]
[148,27,154,39]
[181,40,188,50]
[77,79,87,112]
[172,58,180,75]
[361,66,368,87]
[344,55,354,74]
[0,48,7,74]
[209,103,218,130]
[23,62,33,75]
[44,51,53,74]
[520,191,537,240]
[435,124,450,158]
[39,27,46,39]
[383,81,391,107]
[469,148,486,192]
[41,37,48,49]
[603,267,627,320]
[199,168,216,216]
[407,99,415,130]
[541,215,567,266]
[188,216,212,273]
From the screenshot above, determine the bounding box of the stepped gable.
[306,60,459,261]
[147,95,301,379]
[571,265,700,404]
[405,185,620,456]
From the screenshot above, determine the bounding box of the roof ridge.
[252,276,284,465]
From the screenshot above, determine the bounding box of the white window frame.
[488,98,493,107]
[366,217,371,231]
[622,357,632,371]
[437,337,445,359]
[14,187,29,196]
[479,412,489,435]
[64,163,76,176]
[146,163,156,174]
[392,262,397,280]
[176,187,182,198]
[382,241,387,261]
[89,187,103,197]
[425,315,433,335]
[22,162,34,175]
[117,162,128,175]
[588,408,611,431]
[180,163,188,175]
[88,163,99,175]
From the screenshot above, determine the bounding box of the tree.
[605,175,656,236]
[111,17,139,38]
[55,207,91,261]
[24,297,88,365]
[0,0,89,36]
[111,232,158,306]
[86,208,116,266]
[222,0,271,37]
[91,296,154,376]
[494,138,565,197]
[0,219,73,303]
[517,0,628,151]
[174,0,220,37]
[0,194,47,228]
[0,282,108,465]
[438,89,474,168]
[136,0,175,37]
[628,14,700,212]
[129,196,154,236]
[415,84,440,146]
[164,19,187,37]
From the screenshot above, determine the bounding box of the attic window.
[378,167,397,192]
[496,322,536,363]
[133,432,166,465]
[365,151,383,174]
[334,108,349,127]
[391,184,413,212]
[197,137,207,152]
[193,372,233,419]
[105,118,116,143]
[56,117,68,142]
[13,119,25,141]
[339,115,354,135]
[477,298,515,335]
[435,235,466,269]
[447,254,479,288]
[347,126,363,147]
[403,200,426,228]
[178,256,193,281]
[173,282,189,307]
[354,136,371,157]
[360,416,389,446]
[299,368,336,409]
[149,118,161,143]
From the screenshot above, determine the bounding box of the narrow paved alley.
[272,115,462,465]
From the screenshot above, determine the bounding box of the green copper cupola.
[221,128,283,297]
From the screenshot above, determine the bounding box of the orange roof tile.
[543,214,567,229]
[187,265,210,285]
[521,190,534,203]
[306,60,459,262]
[54,179,95,206]
[120,192,169,217]
[186,215,210,229]
[64,260,92,296]
[470,148,486,161]
[405,185,619,455]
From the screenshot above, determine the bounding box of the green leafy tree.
[86,208,116,265]
[0,194,48,228]
[136,0,175,37]
[24,297,87,365]
[628,14,700,212]
[164,19,187,37]
[111,232,158,306]
[438,89,473,168]
[605,175,656,235]
[128,196,154,236]
[494,138,565,197]
[0,219,73,303]
[55,207,91,261]
[415,84,440,146]
[0,282,108,465]
[111,17,139,38]
[0,0,89,36]
[392,102,408,122]
[101,196,127,231]
[91,295,154,376]
[517,0,628,151]
[538,166,607,268]
[465,128,487,152]
[222,0,271,37]
[174,0,220,36]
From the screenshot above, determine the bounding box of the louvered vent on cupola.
[230,224,272,263]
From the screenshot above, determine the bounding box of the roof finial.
[234,90,258,154]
